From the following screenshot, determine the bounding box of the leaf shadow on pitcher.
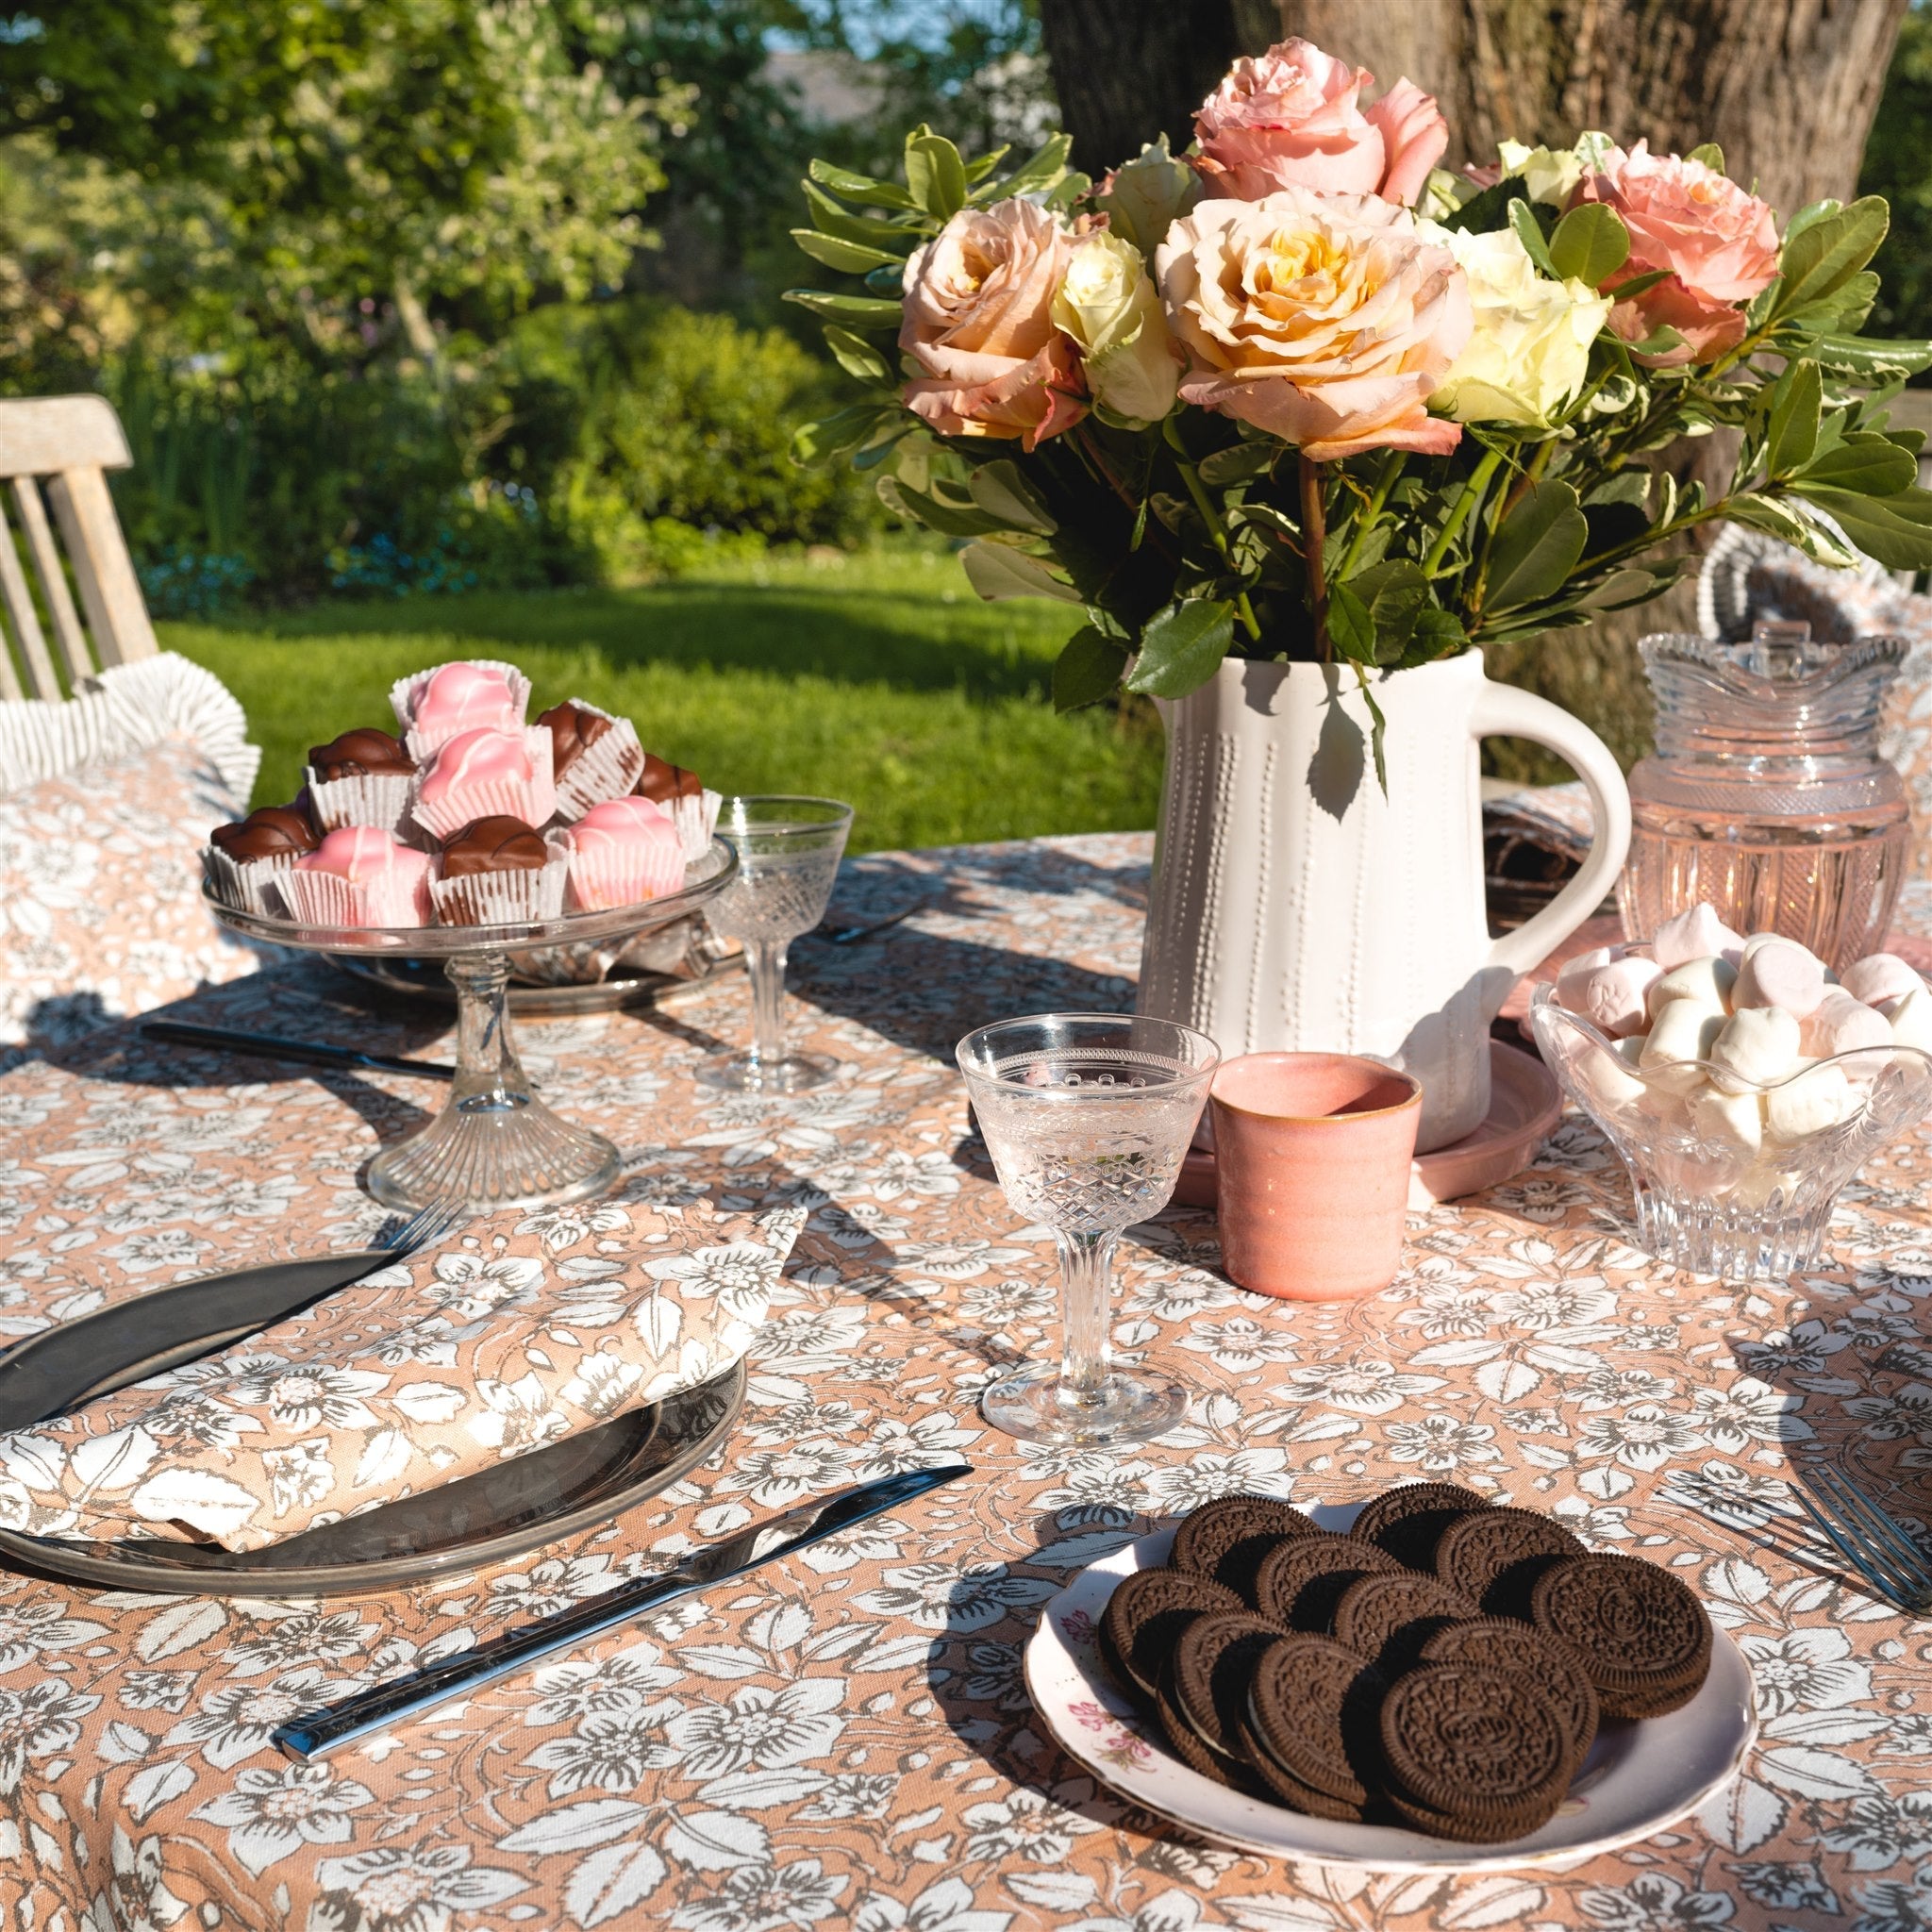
[1306,665,1366,824]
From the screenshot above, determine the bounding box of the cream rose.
[1496,140,1586,207]
[1192,39,1447,208]
[1156,186,1471,459]
[899,198,1087,449]
[1422,224,1611,425]
[1051,231,1179,426]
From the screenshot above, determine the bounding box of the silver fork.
[372,1202,467,1260]
[1794,1464,1932,1613]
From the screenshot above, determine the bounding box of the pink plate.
[1174,1040,1561,1212]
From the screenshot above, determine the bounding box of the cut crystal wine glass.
[697,796,854,1095]
[956,1012,1219,1446]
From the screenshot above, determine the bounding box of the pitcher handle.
[1470,678,1632,980]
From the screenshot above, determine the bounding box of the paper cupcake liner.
[276,861,433,929]
[565,830,689,912]
[202,847,296,918]
[666,788,723,863]
[431,850,569,927]
[306,770,419,841]
[391,658,533,760]
[552,709,647,822]
[409,727,557,843]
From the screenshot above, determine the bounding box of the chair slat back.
[0,395,158,698]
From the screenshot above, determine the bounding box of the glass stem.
[744,939,789,1068]
[445,951,532,1113]
[1056,1230,1117,1407]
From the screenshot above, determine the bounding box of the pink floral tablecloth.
[2,831,1931,1932]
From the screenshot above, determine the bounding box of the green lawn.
[163,547,1164,853]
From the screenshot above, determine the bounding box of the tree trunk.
[1274,0,1909,214]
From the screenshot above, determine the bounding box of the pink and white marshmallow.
[1653,904,1744,971]
[1557,952,1660,1038]
[1841,953,1925,1010]
[1731,937,1829,1018]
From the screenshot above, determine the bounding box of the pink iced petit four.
[392,658,531,758]
[277,826,434,928]
[559,796,687,909]
[410,726,557,841]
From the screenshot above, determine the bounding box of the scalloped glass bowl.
[1530,973,1932,1282]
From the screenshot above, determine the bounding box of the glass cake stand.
[206,839,737,1213]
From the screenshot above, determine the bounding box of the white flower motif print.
[1273,1357,1442,1415]
[309,1846,526,1932]
[672,1857,848,1932]
[1575,1874,1734,1931]
[192,1763,375,1875]
[467,1374,572,1456]
[524,1644,680,1728]
[1691,1378,1811,1453]
[1382,1414,1501,1472]
[1817,1791,1932,1872]
[0,1680,100,1792]
[852,1563,1057,1633]
[226,1363,389,1431]
[166,1668,337,1770]
[1737,1627,1872,1718]
[665,1678,846,1777]
[960,1786,1101,1863]
[850,1876,1008,1932]
[1575,1404,1705,1472]
[1174,1318,1300,1373]
[86,1825,190,1932]
[1141,1451,1291,1512]
[0,1597,107,1672]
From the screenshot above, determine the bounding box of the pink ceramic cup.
[1209,1052,1423,1301]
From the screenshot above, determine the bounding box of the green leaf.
[791,405,893,466]
[800,182,918,248]
[1483,480,1590,611]
[807,158,916,210]
[1807,333,1932,380]
[1124,598,1237,696]
[1792,432,1917,496]
[1725,493,1859,566]
[1622,325,1686,359]
[822,325,892,385]
[1687,142,1724,172]
[994,132,1074,199]
[1347,559,1430,662]
[1774,195,1890,321]
[1609,267,1672,301]
[791,227,902,274]
[1784,199,1844,244]
[962,144,1011,184]
[1548,204,1630,287]
[1405,608,1468,663]
[1052,626,1129,711]
[876,475,1004,536]
[959,540,1083,603]
[1197,441,1275,487]
[1326,582,1375,662]
[1576,567,1669,609]
[1444,175,1525,235]
[1354,663,1389,797]
[783,290,905,325]
[1763,358,1823,476]
[1507,197,1557,276]
[1785,485,1932,569]
[905,131,968,220]
[966,459,1058,534]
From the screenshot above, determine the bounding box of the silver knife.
[274,1462,972,1761]
[142,1020,456,1081]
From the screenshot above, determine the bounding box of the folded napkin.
[0,1191,803,1552]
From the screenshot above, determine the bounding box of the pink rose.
[1191,39,1447,208]
[1157,187,1471,460]
[899,199,1088,450]
[1575,142,1780,366]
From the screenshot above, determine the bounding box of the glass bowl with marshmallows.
[1529,903,1932,1282]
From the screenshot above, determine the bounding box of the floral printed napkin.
[0,1191,804,1552]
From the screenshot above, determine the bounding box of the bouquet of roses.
[788,36,1932,772]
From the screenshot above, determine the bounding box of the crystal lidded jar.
[1619,620,1911,971]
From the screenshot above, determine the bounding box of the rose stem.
[1300,453,1329,662]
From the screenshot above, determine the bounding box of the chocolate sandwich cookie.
[1421,1617,1600,1769]
[1530,1554,1712,1720]
[1255,1535,1405,1632]
[308,727,415,779]
[1331,1572,1479,1672]
[1434,1507,1588,1618]
[1153,1612,1282,1792]
[1241,1633,1384,1819]
[1172,1496,1319,1581]
[1378,1662,1570,1844]
[1352,1482,1494,1570]
[1098,1570,1245,1710]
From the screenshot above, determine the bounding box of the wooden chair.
[0,393,158,703]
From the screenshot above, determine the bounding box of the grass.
[162,546,1164,853]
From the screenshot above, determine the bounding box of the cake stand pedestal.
[207,839,737,1213]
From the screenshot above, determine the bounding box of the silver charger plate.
[328,949,742,1016]
[0,1255,743,1597]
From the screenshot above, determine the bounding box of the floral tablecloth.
[2,830,1931,1932]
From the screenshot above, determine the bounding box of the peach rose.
[1575,142,1780,366]
[1192,39,1447,208]
[899,198,1088,449]
[1157,186,1471,459]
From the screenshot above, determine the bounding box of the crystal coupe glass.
[957,1012,1220,1446]
[1531,975,1932,1283]
[697,796,853,1095]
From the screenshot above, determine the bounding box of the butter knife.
[142,1021,456,1081]
[274,1462,972,1760]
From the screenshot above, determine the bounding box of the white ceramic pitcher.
[1136,651,1631,1152]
